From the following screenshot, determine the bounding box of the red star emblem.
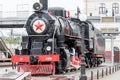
[34,21,43,31]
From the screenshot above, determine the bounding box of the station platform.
[99,70,120,80]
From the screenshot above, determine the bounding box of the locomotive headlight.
[33,2,43,11]
[46,46,51,51]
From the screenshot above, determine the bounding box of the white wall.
[0,0,39,17]
[85,0,120,16]
[0,0,85,17]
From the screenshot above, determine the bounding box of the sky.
[0,0,84,17]
[48,0,85,13]
[0,0,85,37]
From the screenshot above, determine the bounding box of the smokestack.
[40,0,48,10]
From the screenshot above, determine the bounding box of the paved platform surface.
[99,70,120,80]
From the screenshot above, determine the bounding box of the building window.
[99,3,105,14]
[112,3,119,14]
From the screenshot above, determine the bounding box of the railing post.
[109,66,111,74]
[102,69,104,78]
[79,22,87,80]
[115,65,117,72]
[116,65,117,71]
[91,71,93,80]
[106,68,108,75]
[97,70,99,79]
[117,65,119,70]
[112,67,114,73]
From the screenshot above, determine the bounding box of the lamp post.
[79,14,87,80]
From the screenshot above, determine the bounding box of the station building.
[84,0,120,63]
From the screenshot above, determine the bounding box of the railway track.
[0,62,12,67]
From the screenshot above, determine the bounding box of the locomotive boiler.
[12,2,105,74]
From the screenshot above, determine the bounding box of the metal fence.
[89,64,120,80]
[49,64,120,80]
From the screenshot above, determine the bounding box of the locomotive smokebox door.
[26,13,50,35]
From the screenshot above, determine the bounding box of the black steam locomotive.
[12,2,105,74]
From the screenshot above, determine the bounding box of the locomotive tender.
[12,2,105,74]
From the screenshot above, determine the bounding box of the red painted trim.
[11,55,30,63]
[71,56,81,65]
[64,34,81,39]
[94,54,104,58]
[66,26,70,31]
[18,64,55,74]
[67,10,70,18]
[11,54,59,63]
[38,54,59,62]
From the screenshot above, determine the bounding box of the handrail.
[0,31,14,57]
